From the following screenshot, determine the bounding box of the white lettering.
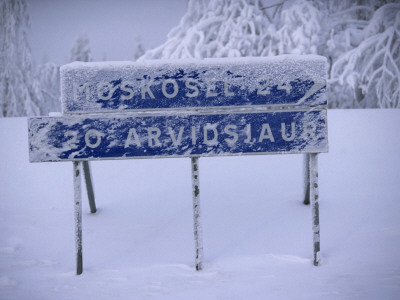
[281,122,296,141]
[224,80,234,97]
[258,124,275,142]
[203,123,218,146]
[191,126,197,145]
[97,82,117,100]
[64,130,79,149]
[224,124,238,145]
[162,79,179,99]
[148,127,161,147]
[85,129,103,148]
[124,128,141,148]
[120,81,134,100]
[277,80,292,94]
[206,81,218,98]
[141,80,155,99]
[168,126,184,147]
[244,124,252,143]
[185,79,199,98]
[73,83,90,101]
[257,79,270,96]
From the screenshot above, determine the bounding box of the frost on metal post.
[82,161,96,214]
[303,154,310,205]
[73,161,83,275]
[309,153,320,266]
[191,157,203,271]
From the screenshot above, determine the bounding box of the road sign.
[28,110,328,162]
[61,56,326,113]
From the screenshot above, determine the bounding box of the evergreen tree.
[133,35,145,61]
[0,0,40,117]
[70,32,92,62]
[31,32,93,116]
[33,62,60,114]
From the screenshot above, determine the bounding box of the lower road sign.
[28,110,328,162]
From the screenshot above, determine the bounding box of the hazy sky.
[27,0,187,65]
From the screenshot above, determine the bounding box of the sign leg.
[309,153,320,266]
[303,154,310,205]
[82,161,97,213]
[73,162,83,275]
[191,157,203,271]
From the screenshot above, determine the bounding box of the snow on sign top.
[61,55,327,114]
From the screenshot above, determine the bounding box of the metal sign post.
[309,153,320,266]
[82,161,96,214]
[191,157,203,270]
[73,161,83,275]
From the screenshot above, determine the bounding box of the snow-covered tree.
[139,0,274,60]
[265,0,400,108]
[330,2,400,108]
[273,0,323,55]
[133,35,145,61]
[29,32,94,116]
[70,32,92,62]
[139,0,326,59]
[33,62,60,114]
[140,0,399,109]
[0,0,41,117]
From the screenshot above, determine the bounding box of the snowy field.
[1,109,399,299]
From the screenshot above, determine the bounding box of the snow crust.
[63,55,327,70]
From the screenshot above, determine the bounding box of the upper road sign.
[61,56,327,114]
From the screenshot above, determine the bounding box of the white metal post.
[303,154,310,205]
[191,157,203,270]
[82,161,97,213]
[73,161,83,275]
[309,153,320,266]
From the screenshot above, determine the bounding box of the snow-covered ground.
[0,109,399,299]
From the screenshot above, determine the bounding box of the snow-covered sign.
[27,55,328,274]
[28,110,328,162]
[28,56,328,162]
[61,56,326,113]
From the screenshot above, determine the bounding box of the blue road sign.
[28,110,328,162]
[61,56,327,113]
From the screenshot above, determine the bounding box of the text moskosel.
[61,57,327,113]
